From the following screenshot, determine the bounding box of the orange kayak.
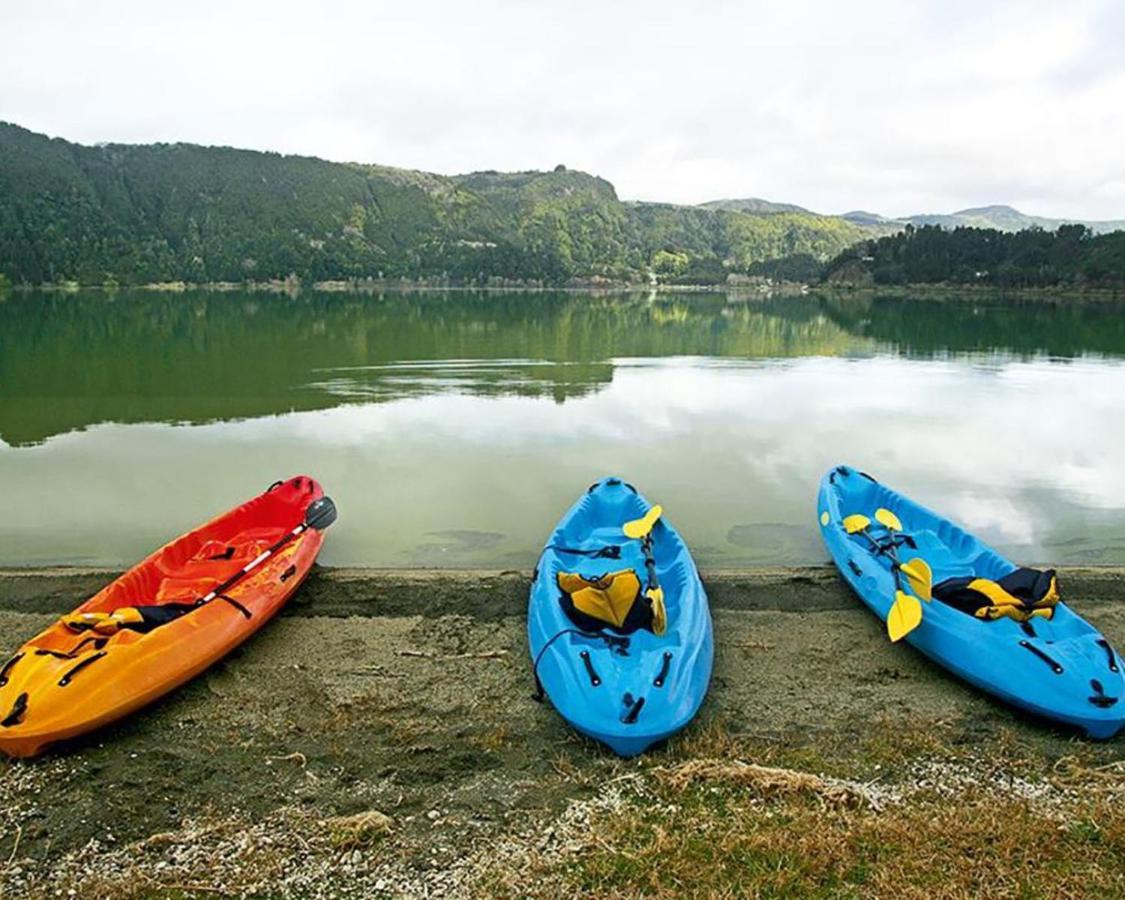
[0,476,336,758]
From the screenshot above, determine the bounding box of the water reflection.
[2,289,1124,568]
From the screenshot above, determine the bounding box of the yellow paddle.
[875,509,933,601]
[623,504,667,635]
[624,504,663,540]
[843,508,932,641]
[887,590,923,642]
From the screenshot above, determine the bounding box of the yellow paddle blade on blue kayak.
[624,504,663,540]
[887,590,923,642]
[843,514,871,534]
[648,586,667,636]
[875,508,903,532]
[899,557,933,601]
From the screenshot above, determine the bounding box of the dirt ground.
[1,567,1124,898]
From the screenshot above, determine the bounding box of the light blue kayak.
[528,477,713,756]
[819,465,1125,738]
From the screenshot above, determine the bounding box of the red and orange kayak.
[0,476,336,758]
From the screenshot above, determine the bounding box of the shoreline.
[2,565,1124,897]
[819,282,1125,303]
[7,278,1125,303]
[3,564,1125,616]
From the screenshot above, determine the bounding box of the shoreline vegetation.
[7,277,1124,304]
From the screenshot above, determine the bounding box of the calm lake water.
[2,288,1125,569]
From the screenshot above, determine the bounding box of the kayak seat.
[153,528,283,578]
[934,567,1060,622]
[63,602,197,635]
[557,569,659,635]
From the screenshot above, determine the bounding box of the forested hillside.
[823,223,1125,289]
[0,123,872,286]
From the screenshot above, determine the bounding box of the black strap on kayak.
[1,692,28,727]
[530,628,631,701]
[57,651,108,687]
[1019,640,1063,675]
[1097,639,1119,673]
[215,593,252,619]
[0,653,23,688]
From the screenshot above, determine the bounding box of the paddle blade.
[899,557,933,601]
[305,496,338,531]
[648,586,667,636]
[875,508,903,532]
[624,504,663,540]
[842,514,871,535]
[887,590,923,642]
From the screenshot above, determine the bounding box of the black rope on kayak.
[530,629,630,702]
[544,544,622,560]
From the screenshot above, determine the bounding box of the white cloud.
[1,0,1123,217]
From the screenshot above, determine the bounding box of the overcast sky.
[2,0,1124,218]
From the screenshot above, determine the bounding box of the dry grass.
[655,759,873,809]
[476,729,1125,900]
[481,781,1125,899]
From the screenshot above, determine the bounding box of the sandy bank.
[0,567,1122,897]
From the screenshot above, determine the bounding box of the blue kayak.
[528,477,713,756]
[819,465,1125,739]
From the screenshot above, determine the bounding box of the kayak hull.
[0,476,328,758]
[528,477,713,757]
[818,466,1125,739]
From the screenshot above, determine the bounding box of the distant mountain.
[698,197,811,215]
[839,210,899,227]
[841,204,1125,235]
[0,122,876,286]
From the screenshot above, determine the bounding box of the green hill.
[0,123,876,286]
[697,197,810,215]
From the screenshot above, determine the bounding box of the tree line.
[823,223,1125,289]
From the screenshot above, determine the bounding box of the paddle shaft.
[641,533,661,593]
[198,521,309,606]
[855,527,909,585]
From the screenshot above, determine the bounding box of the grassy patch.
[476,719,1125,899]
[482,778,1125,898]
